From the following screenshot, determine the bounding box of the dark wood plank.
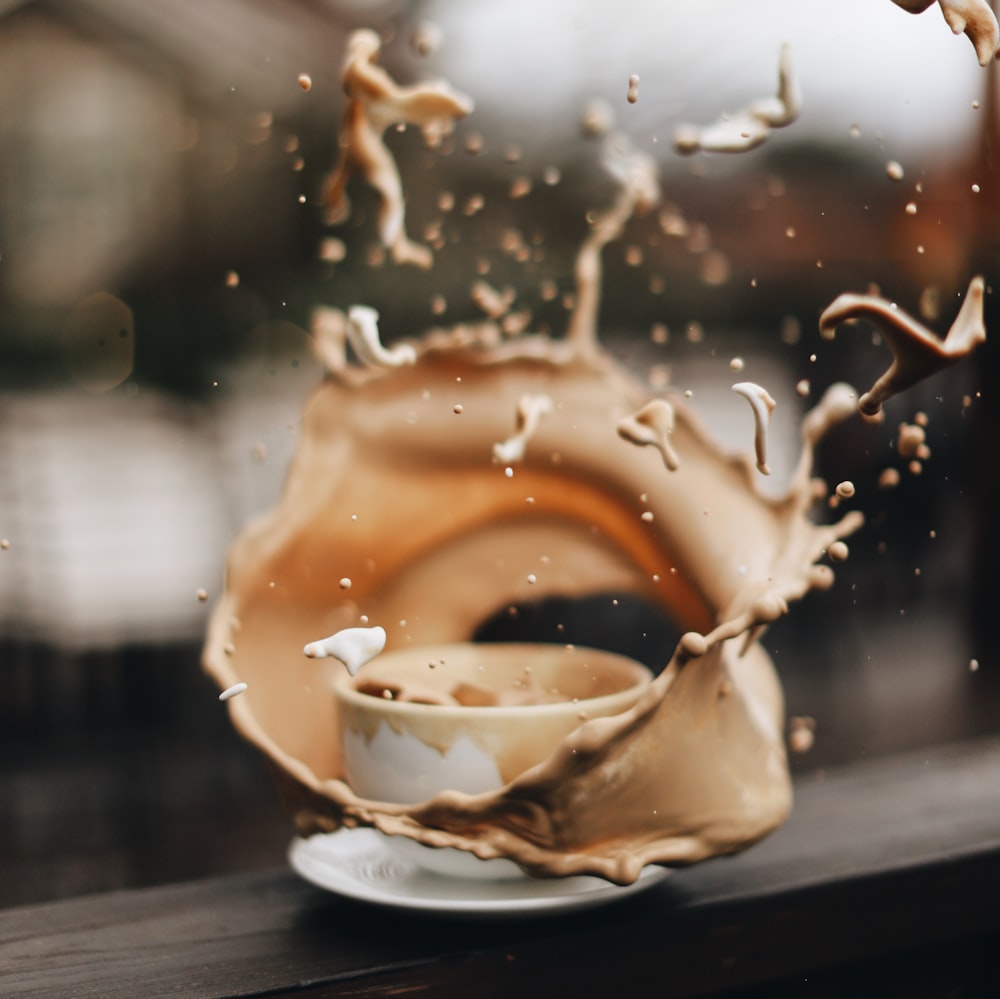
[3,736,1000,999]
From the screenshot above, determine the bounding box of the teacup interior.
[346,642,651,709]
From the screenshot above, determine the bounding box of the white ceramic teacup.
[332,641,652,879]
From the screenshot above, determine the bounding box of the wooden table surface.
[3,735,1000,998]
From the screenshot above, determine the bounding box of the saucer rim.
[287,828,670,917]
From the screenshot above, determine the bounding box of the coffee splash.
[566,134,659,354]
[731,382,777,475]
[892,1,1000,65]
[204,27,986,884]
[492,394,554,465]
[349,646,636,710]
[345,305,417,369]
[819,275,986,417]
[303,625,387,676]
[616,400,681,472]
[204,333,866,880]
[321,28,473,268]
[673,44,800,156]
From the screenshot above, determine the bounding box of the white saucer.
[288,828,670,917]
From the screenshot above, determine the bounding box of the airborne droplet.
[64,292,135,394]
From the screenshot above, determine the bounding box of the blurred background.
[1,0,998,907]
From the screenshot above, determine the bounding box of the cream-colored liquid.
[321,29,472,269]
[731,382,777,476]
[673,43,799,155]
[346,306,417,370]
[492,394,553,465]
[616,400,681,471]
[892,1,999,65]
[351,649,628,709]
[818,276,985,417]
[303,625,387,676]
[359,675,569,708]
[205,26,987,885]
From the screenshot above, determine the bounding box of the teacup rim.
[331,641,652,718]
